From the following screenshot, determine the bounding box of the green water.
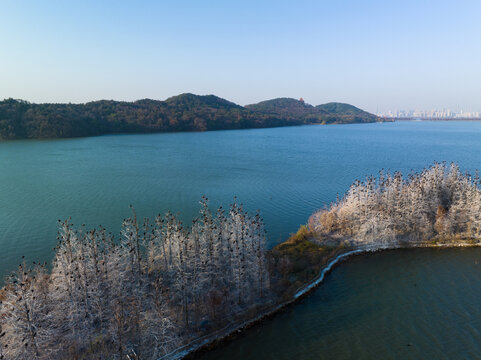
[1,121,481,358]
[198,248,481,360]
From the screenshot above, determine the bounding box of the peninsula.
[0,94,383,140]
[271,162,481,298]
[2,163,477,360]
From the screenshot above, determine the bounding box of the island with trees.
[0,94,383,140]
[1,163,479,360]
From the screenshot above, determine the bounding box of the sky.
[1,0,480,113]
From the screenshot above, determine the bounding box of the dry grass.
[269,226,351,299]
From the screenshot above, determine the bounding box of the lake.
[198,248,481,360]
[1,121,481,358]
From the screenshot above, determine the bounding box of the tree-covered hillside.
[315,102,379,124]
[245,97,322,120]
[0,94,382,140]
[246,98,379,124]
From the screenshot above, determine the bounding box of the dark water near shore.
[1,121,481,357]
[198,248,481,360]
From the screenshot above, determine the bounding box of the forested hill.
[245,98,379,124]
[0,94,383,140]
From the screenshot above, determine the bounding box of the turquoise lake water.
[1,121,481,358]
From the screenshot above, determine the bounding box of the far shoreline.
[0,119,391,143]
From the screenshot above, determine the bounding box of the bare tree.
[311,163,481,247]
[0,199,272,360]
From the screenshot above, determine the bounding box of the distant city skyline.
[378,108,481,119]
[1,0,481,114]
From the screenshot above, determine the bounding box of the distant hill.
[245,97,320,118]
[246,98,378,124]
[0,94,383,140]
[315,102,378,124]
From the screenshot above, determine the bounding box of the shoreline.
[159,241,481,360]
[0,120,387,143]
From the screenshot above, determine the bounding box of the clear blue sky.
[1,0,480,113]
